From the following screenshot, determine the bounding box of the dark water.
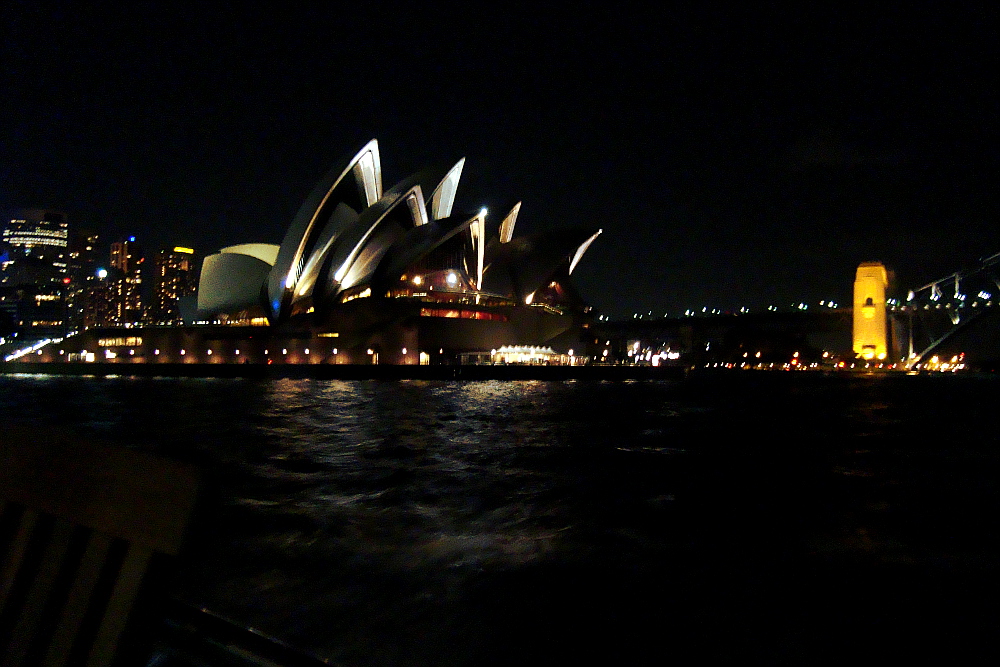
[2,372,999,665]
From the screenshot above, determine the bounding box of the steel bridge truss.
[898,251,1000,369]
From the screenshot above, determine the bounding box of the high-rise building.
[108,237,144,325]
[150,247,198,325]
[110,237,142,275]
[2,209,70,289]
[82,268,117,328]
[1,210,72,338]
[66,229,100,331]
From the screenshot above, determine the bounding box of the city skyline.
[0,210,199,335]
[3,3,997,317]
[0,210,856,321]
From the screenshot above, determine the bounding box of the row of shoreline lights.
[71,347,440,358]
[626,341,680,364]
[599,294,993,320]
[608,301,842,320]
[4,337,61,361]
[78,347,337,357]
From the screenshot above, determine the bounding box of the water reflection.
[1,374,998,664]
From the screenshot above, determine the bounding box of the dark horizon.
[3,2,997,317]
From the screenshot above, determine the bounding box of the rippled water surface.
[2,373,999,665]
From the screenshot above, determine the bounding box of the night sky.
[3,2,997,318]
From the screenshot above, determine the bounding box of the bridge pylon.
[853,262,889,361]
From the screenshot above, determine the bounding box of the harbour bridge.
[593,251,1000,370]
[895,251,1000,370]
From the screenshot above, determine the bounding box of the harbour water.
[2,372,998,665]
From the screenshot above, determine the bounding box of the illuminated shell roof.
[197,251,273,316]
[196,140,600,322]
[482,229,602,303]
[368,216,476,296]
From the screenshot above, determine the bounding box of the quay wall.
[0,361,687,381]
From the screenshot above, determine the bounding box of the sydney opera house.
[42,140,602,366]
